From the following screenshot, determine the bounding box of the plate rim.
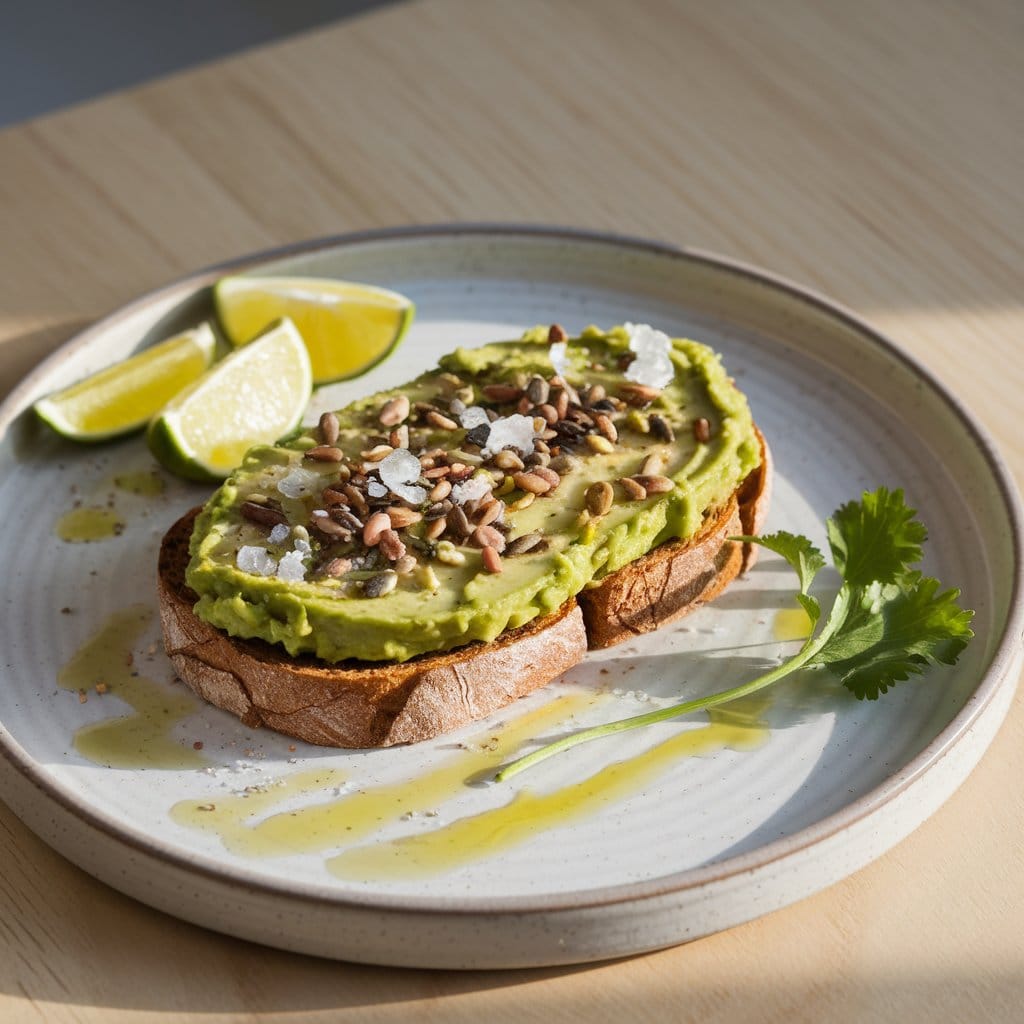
[1,222,1021,918]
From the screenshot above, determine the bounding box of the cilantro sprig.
[495,487,974,782]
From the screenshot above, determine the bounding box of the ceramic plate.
[0,227,1020,969]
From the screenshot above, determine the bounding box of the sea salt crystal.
[549,341,569,379]
[459,406,490,429]
[367,480,388,498]
[450,475,492,506]
[236,545,278,577]
[623,322,674,389]
[276,549,307,582]
[293,538,312,556]
[378,448,427,504]
[268,523,290,544]
[482,414,538,456]
[277,467,321,499]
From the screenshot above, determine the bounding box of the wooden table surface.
[1,1,1021,1020]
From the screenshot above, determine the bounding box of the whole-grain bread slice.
[159,508,587,747]
[158,428,771,747]
[579,427,772,647]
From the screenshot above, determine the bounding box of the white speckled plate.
[0,226,1020,969]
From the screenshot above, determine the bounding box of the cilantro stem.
[494,487,975,783]
[494,641,821,783]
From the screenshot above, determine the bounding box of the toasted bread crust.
[158,428,771,746]
[158,510,587,747]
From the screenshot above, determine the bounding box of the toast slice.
[579,426,772,647]
[158,429,770,747]
[159,508,587,747]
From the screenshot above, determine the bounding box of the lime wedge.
[214,275,414,385]
[147,318,312,481]
[33,323,217,442]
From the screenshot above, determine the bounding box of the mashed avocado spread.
[186,325,760,662]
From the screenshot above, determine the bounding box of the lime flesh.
[214,275,414,385]
[34,323,217,442]
[147,318,312,481]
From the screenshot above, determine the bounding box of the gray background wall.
[0,1,394,128]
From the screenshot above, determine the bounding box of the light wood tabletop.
[1,1,1021,1020]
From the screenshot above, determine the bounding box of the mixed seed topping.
[231,325,717,598]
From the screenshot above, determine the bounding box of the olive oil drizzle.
[59,605,207,769]
[327,696,770,881]
[55,506,124,542]
[112,470,166,496]
[170,692,600,856]
[773,606,814,642]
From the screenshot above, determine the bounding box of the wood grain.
[0,1,1021,1020]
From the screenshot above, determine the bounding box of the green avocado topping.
[185,325,761,662]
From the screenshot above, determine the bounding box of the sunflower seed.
[513,471,553,495]
[619,477,648,501]
[362,511,392,546]
[585,481,614,517]
[379,395,410,426]
[505,531,544,556]
[305,445,344,462]
[428,479,452,502]
[585,434,615,454]
[648,414,674,443]
[481,546,503,574]
[595,414,618,442]
[492,450,524,471]
[482,383,522,403]
[526,375,550,405]
[424,516,447,540]
[425,410,458,431]
[693,417,712,443]
[319,411,340,445]
[472,524,506,552]
[620,382,661,406]
[632,474,673,494]
[386,506,423,529]
[363,571,398,598]
[240,501,287,527]
[447,505,472,538]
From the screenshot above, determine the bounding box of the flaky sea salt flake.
[549,341,569,379]
[450,475,492,505]
[276,549,307,582]
[268,523,290,544]
[379,448,427,504]
[483,414,538,456]
[459,406,490,429]
[623,322,674,389]
[277,467,321,499]
[236,546,278,577]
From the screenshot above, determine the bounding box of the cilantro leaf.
[495,487,975,782]
[734,530,825,596]
[827,487,926,587]
[811,574,974,699]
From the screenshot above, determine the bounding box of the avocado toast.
[158,324,770,746]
